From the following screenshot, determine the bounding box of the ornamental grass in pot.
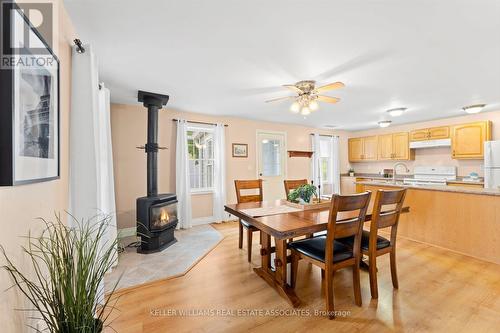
[1,214,121,333]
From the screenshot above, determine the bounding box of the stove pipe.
[137,91,169,197]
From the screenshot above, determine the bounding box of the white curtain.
[176,120,192,229]
[69,45,117,227]
[70,45,117,303]
[311,134,341,196]
[97,85,118,256]
[332,136,341,194]
[213,123,226,222]
[311,134,322,190]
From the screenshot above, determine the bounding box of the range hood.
[409,138,452,149]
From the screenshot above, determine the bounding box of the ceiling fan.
[265,80,344,115]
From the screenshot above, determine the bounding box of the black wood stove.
[136,90,178,254]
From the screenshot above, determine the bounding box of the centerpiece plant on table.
[287,184,318,204]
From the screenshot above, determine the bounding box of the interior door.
[257,131,286,201]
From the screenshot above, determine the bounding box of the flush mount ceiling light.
[386,107,407,117]
[462,104,486,114]
[378,120,392,128]
[265,80,344,116]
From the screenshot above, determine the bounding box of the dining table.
[224,199,410,307]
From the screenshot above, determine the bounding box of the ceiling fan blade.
[265,96,295,103]
[317,95,340,104]
[314,82,345,93]
[283,84,303,94]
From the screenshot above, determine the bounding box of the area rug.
[105,224,223,292]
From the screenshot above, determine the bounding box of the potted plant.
[348,167,355,177]
[1,214,121,333]
[287,184,318,204]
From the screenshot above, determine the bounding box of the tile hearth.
[105,224,223,292]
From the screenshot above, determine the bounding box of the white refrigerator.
[484,141,500,189]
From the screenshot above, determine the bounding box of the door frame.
[255,130,288,180]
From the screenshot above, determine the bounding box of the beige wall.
[347,110,500,177]
[111,103,350,229]
[0,1,75,331]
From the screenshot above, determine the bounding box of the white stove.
[403,166,457,186]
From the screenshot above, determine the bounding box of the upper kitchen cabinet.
[378,132,413,160]
[451,121,491,159]
[410,126,450,141]
[348,136,378,162]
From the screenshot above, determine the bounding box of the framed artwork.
[0,3,60,185]
[232,143,248,158]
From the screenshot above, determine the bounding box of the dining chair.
[289,191,372,319]
[283,179,308,198]
[234,179,263,262]
[339,188,407,299]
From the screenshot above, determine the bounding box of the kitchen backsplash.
[350,147,484,177]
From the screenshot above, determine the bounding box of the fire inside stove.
[151,202,178,230]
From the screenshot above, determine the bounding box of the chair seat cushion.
[240,220,257,230]
[288,236,354,263]
[338,230,391,251]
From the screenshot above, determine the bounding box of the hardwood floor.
[106,221,500,333]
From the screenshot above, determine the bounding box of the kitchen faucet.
[393,162,410,184]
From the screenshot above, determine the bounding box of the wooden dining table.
[224,199,410,307]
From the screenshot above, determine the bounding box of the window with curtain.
[187,127,214,192]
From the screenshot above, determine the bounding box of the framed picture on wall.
[232,143,248,158]
[0,3,60,185]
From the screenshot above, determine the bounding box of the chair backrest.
[284,179,308,197]
[234,179,263,203]
[324,191,372,265]
[370,189,407,246]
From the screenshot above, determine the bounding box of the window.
[187,127,214,192]
[261,139,282,177]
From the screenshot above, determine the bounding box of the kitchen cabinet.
[410,126,449,141]
[377,132,413,160]
[340,176,357,194]
[348,138,364,162]
[451,121,491,159]
[363,136,378,160]
[348,136,378,162]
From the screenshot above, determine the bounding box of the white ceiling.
[64,0,500,130]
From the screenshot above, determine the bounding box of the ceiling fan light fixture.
[301,106,311,116]
[378,120,392,128]
[387,107,407,117]
[290,101,300,113]
[309,100,319,111]
[462,104,486,114]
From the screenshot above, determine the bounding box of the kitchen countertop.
[356,180,500,196]
[342,173,484,185]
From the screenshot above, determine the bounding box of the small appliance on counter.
[461,172,481,182]
[484,141,500,189]
[382,169,394,178]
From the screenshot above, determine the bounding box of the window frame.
[186,124,216,194]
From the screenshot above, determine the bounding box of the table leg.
[260,232,271,271]
[254,234,300,307]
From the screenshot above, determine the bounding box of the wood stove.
[136,91,178,254]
